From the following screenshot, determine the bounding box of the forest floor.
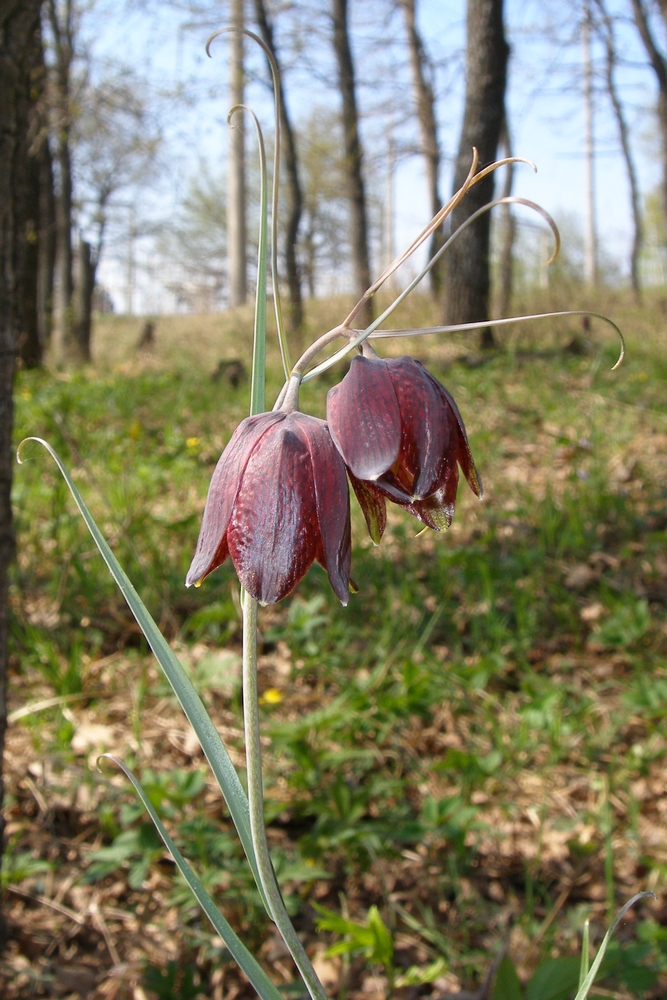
[2,287,667,1000]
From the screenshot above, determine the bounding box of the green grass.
[4,288,667,999]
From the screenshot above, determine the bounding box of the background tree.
[45,0,79,363]
[158,167,229,311]
[594,0,643,297]
[157,112,351,309]
[44,0,161,361]
[331,0,373,326]
[444,0,509,349]
[73,72,161,356]
[0,0,43,929]
[399,0,445,295]
[228,0,248,307]
[631,0,667,234]
[495,115,515,319]
[19,19,55,369]
[581,0,597,285]
[299,109,350,297]
[253,0,304,334]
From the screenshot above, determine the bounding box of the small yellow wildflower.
[260,688,283,705]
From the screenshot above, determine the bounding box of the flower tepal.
[327,349,482,540]
[186,411,351,605]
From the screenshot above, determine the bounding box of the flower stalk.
[242,591,328,1000]
[299,193,560,385]
[229,51,328,997]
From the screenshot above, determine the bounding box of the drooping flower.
[326,348,481,541]
[186,410,351,605]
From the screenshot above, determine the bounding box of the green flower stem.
[242,592,328,1000]
[290,324,348,379]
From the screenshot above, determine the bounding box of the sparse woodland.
[2,2,667,999]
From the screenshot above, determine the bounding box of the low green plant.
[142,960,202,1000]
[85,823,165,889]
[314,901,448,997]
[1,843,52,889]
[489,898,659,999]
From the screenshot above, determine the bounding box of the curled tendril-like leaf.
[224,103,269,413]
[367,309,625,371]
[207,26,291,378]
[288,149,547,389]
[300,191,565,384]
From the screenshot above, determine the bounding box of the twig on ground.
[89,894,122,966]
[6,885,85,925]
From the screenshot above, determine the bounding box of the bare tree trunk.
[444,0,509,350]
[594,0,642,297]
[385,130,396,275]
[400,0,444,294]
[303,220,316,299]
[74,194,108,362]
[53,130,75,359]
[631,0,667,240]
[47,0,78,364]
[253,0,304,334]
[331,0,373,327]
[73,235,93,361]
[19,15,49,369]
[0,0,43,938]
[496,117,515,320]
[19,136,42,368]
[228,0,247,308]
[582,1,597,286]
[38,137,56,349]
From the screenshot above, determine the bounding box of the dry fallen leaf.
[564,564,598,590]
[580,602,606,623]
[71,723,117,755]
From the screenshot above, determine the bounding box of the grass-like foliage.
[4,286,667,999]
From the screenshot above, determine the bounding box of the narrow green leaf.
[394,958,448,988]
[312,902,372,941]
[526,957,579,1000]
[367,906,393,967]
[579,919,590,989]
[491,956,523,1000]
[265,47,291,379]
[17,439,268,913]
[100,755,283,1000]
[573,892,656,1000]
[246,107,268,416]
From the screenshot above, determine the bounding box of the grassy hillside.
[3,288,667,999]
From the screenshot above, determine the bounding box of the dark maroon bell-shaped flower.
[186,411,351,605]
[326,349,482,541]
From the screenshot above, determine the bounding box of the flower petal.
[186,412,285,587]
[292,414,351,605]
[385,357,453,499]
[436,383,483,498]
[403,464,460,531]
[348,471,386,545]
[327,354,401,480]
[226,421,319,605]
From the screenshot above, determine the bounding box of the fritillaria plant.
[18,27,632,1000]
